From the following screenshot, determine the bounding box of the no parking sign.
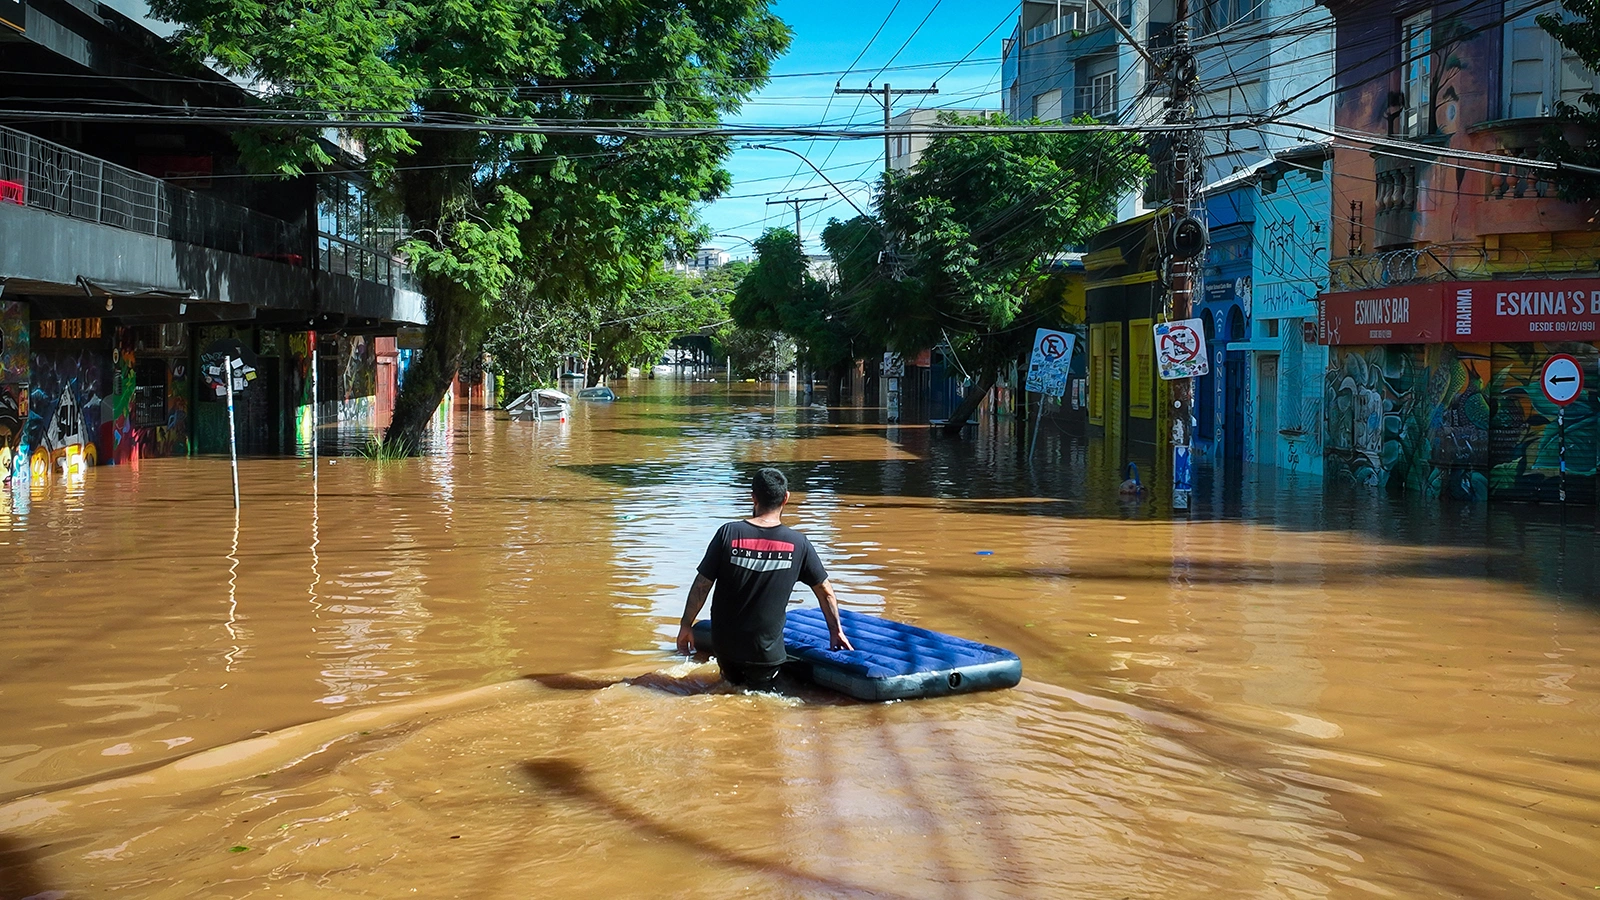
[1154,318,1209,380]
[1025,328,1075,397]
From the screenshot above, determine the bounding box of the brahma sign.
[1319,278,1600,344]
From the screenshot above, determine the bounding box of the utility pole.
[1161,0,1203,512]
[765,196,828,244]
[834,83,938,174]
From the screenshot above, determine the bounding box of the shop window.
[134,358,167,427]
[1401,12,1432,136]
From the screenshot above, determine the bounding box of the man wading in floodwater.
[676,467,853,690]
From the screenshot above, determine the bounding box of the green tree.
[591,271,728,381]
[857,113,1147,433]
[729,228,851,376]
[149,0,789,450]
[1539,1,1600,204]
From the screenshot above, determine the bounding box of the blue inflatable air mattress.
[692,608,1021,701]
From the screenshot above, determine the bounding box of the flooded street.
[2,380,1599,899]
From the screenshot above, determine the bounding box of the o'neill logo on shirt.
[731,538,794,572]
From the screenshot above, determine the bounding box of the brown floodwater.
[2,380,1598,899]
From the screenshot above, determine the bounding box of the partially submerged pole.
[225,355,240,509]
[311,338,318,483]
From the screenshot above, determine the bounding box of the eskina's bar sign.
[1320,278,1600,345]
[1318,284,1444,344]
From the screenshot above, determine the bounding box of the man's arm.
[676,574,714,654]
[811,580,855,652]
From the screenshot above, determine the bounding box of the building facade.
[1319,0,1600,502]
[888,107,997,173]
[0,0,422,485]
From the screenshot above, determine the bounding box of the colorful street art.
[27,348,106,479]
[0,301,26,480]
[0,301,26,383]
[1488,343,1600,502]
[1324,344,1490,499]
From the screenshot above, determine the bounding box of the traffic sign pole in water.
[311,339,318,486]
[224,355,239,509]
[1539,354,1583,505]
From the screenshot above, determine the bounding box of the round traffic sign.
[1038,333,1068,360]
[1158,325,1201,364]
[1540,354,1584,407]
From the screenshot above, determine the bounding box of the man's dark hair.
[751,467,788,511]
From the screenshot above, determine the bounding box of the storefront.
[1320,278,1600,502]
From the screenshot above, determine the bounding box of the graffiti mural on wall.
[341,335,375,402]
[1325,344,1490,499]
[0,301,27,479]
[27,348,106,478]
[0,384,24,479]
[0,301,26,382]
[109,331,137,465]
[1489,342,1600,502]
[1425,344,1491,501]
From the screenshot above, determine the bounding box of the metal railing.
[317,232,415,291]
[1024,9,1084,44]
[0,123,304,259]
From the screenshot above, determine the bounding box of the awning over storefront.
[1319,278,1600,345]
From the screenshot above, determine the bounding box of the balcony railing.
[318,232,415,291]
[0,124,307,260]
[1024,9,1084,44]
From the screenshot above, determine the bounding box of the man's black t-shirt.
[696,520,828,666]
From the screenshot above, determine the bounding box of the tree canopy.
[1540,1,1600,203]
[819,113,1147,425]
[150,0,789,446]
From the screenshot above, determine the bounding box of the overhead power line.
[0,108,1254,135]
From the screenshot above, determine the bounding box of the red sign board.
[1320,278,1600,345]
[1318,284,1446,344]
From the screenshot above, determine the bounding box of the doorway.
[1257,354,1278,467]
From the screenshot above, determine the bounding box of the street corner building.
[0,0,429,486]
[1317,0,1600,503]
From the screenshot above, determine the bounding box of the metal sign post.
[310,338,318,485]
[1154,318,1209,507]
[1025,329,1075,461]
[224,355,239,509]
[1540,354,1584,504]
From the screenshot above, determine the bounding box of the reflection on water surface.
[1,380,1597,898]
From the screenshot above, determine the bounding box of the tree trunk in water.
[384,276,480,452]
[942,371,997,437]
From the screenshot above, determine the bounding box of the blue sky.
[700,1,1017,256]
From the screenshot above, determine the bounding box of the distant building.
[668,247,730,278]
[889,108,997,173]
[806,255,837,285]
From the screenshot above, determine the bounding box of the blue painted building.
[1195,181,1254,465]
[1195,145,1332,475]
